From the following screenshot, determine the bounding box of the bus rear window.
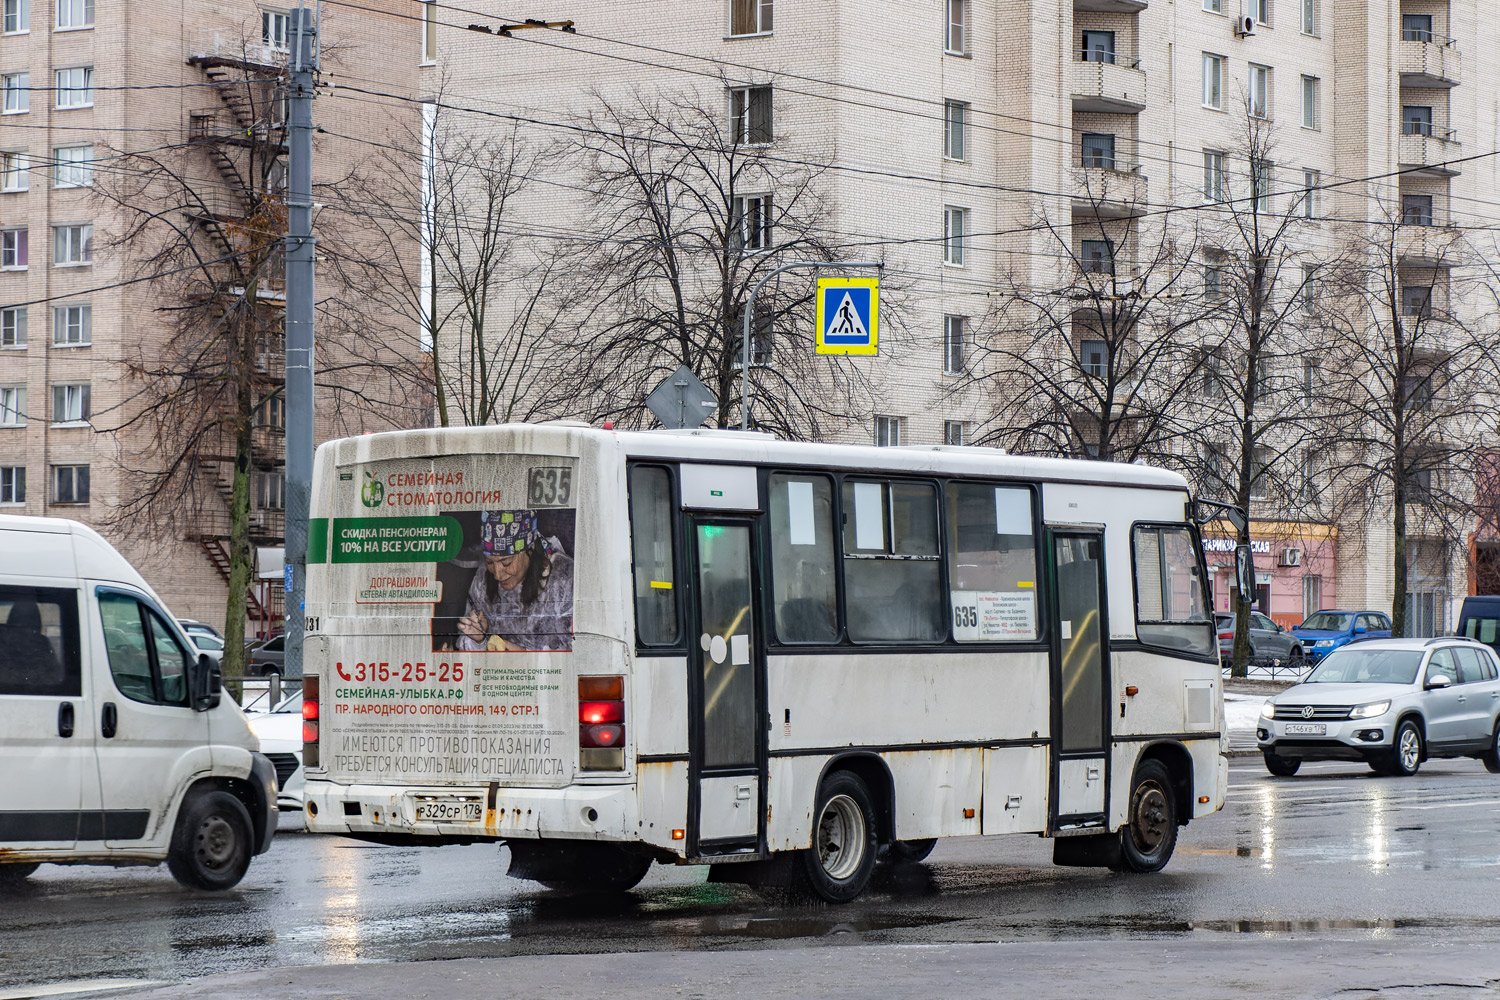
[629,466,678,645]
[1133,525,1213,656]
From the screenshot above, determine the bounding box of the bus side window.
[1133,525,1213,656]
[768,473,838,643]
[841,480,945,643]
[628,466,679,645]
[946,484,1039,642]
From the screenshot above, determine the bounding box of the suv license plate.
[1284,723,1326,735]
[416,799,483,822]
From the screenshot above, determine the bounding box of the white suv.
[1257,637,1500,777]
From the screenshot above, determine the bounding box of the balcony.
[1398,127,1462,177]
[1072,162,1148,218]
[1398,35,1460,88]
[1395,221,1461,268]
[1075,0,1147,11]
[1071,56,1146,114]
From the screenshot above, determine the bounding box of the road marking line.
[0,980,165,1000]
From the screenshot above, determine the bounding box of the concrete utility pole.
[283,3,317,680]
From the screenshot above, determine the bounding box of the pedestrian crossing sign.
[815,277,880,356]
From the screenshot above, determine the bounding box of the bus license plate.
[1284,723,1326,735]
[416,799,483,822]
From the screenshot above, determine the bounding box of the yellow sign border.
[815,277,880,356]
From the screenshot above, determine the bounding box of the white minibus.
[302,425,1227,901]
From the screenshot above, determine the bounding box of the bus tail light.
[579,675,625,771]
[302,674,320,769]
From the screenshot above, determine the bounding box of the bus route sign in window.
[768,473,838,643]
[628,466,678,645]
[946,484,1038,642]
[841,480,945,643]
[1133,524,1213,656]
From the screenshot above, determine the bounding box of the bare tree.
[549,88,876,437]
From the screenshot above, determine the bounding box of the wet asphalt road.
[3,758,1500,994]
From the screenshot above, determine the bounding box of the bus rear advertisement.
[302,423,1228,901]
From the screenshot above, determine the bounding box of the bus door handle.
[101,702,118,739]
[57,701,75,738]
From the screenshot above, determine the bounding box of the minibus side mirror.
[192,653,222,712]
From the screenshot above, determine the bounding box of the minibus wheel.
[167,789,254,890]
[0,862,39,888]
[1115,760,1177,873]
[798,771,877,903]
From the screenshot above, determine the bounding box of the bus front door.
[687,520,764,856]
[1048,530,1110,831]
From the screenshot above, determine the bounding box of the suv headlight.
[1260,700,1276,720]
[1350,700,1391,719]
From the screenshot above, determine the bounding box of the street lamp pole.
[740,260,882,431]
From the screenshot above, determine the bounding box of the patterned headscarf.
[481,510,540,556]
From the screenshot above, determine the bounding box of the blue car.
[1291,609,1393,663]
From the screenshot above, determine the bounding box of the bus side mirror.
[1234,544,1254,600]
[192,653,222,712]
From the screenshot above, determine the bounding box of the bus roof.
[322,424,1190,493]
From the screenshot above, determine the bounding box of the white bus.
[301,424,1227,901]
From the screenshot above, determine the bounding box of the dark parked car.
[247,634,288,678]
[1291,610,1393,664]
[1458,596,1500,658]
[1217,611,1305,667]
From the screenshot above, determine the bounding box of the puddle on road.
[703,912,960,940]
[1195,916,1500,934]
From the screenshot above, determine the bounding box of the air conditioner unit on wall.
[1234,14,1257,35]
[1279,548,1303,567]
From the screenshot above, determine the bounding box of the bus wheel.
[798,771,877,903]
[0,863,39,889]
[883,839,937,865]
[1116,760,1177,874]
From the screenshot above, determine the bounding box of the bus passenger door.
[1048,530,1110,831]
[687,520,764,856]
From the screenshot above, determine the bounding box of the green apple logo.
[361,471,384,508]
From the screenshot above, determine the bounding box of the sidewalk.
[1223,676,1295,757]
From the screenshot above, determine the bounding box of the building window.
[729,85,772,145]
[943,315,966,374]
[1081,132,1116,169]
[52,464,88,504]
[1401,285,1433,318]
[1302,359,1316,400]
[730,0,772,35]
[0,228,26,268]
[944,420,967,445]
[731,193,772,251]
[262,8,289,51]
[1202,150,1225,200]
[51,383,90,423]
[1402,13,1432,41]
[2,0,26,33]
[0,151,27,192]
[53,145,92,188]
[1248,0,1269,24]
[1080,338,1107,377]
[1403,193,1434,226]
[874,415,902,447]
[0,465,23,503]
[257,470,285,510]
[944,100,967,160]
[1249,446,1272,500]
[1402,105,1433,136]
[1300,265,1317,307]
[421,1,436,62]
[2,72,28,113]
[945,0,966,55]
[55,0,90,28]
[943,206,967,265]
[54,66,93,108]
[1204,259,1224,300]
[1301,0,1317,35]
[1202,54,1223,110]
[53,225,92,265]
[1302,575,1322,618]
[258,392,285,429]
[53,305,90,345]
[1203,0,1221,13]
[1080,239,1114,274]
[1251,159,1273,213]
[0,385,24,425]
[1302,168,1320,217]
[0,306,25,347]
[1080,30,1115,63]
[1248,64,1270,119]
[1301,76,1320,129]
